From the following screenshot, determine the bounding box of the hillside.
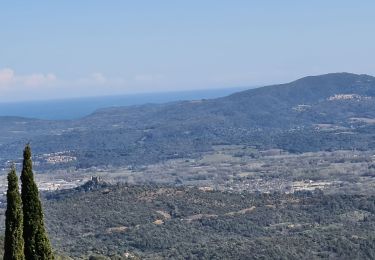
[26,184,375,258]
[0,183,372,259]
[1,73,375,171]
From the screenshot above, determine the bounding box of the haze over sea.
[0,87,247,120]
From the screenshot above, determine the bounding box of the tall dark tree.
[21,145,53,259]
[4,165,25,260]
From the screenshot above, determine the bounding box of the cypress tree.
[4,165,25,260]
[21,144,53,259]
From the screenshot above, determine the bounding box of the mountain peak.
[226,72,375,113]
[293,72,374,84]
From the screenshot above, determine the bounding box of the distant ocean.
[0,87,249,120]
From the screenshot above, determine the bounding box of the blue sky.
[1,1,375,101]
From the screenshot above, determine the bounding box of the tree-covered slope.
[2,73,375,170]
[40,184,375,259]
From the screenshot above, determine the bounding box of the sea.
[0,87,249,120]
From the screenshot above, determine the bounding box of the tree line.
[4,144,53,260]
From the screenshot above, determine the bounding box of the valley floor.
[0,146,374,258]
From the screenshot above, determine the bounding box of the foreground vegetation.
[3,145,53,260]
[36,184,375,259]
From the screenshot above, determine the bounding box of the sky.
[1,1,375,102]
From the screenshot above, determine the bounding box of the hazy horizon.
[1,1,375,102]
[0,86,249,119]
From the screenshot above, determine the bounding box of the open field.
[58,146,375,195]
[1,146,374,200]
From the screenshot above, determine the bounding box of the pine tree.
[21,144,53,259]
[4,165,25,260]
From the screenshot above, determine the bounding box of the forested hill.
[86,72,375,128]
[1,72,375,170]
[228,72,375,104]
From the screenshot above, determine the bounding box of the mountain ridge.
[87,72,375,125]
[1,72,375,170]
